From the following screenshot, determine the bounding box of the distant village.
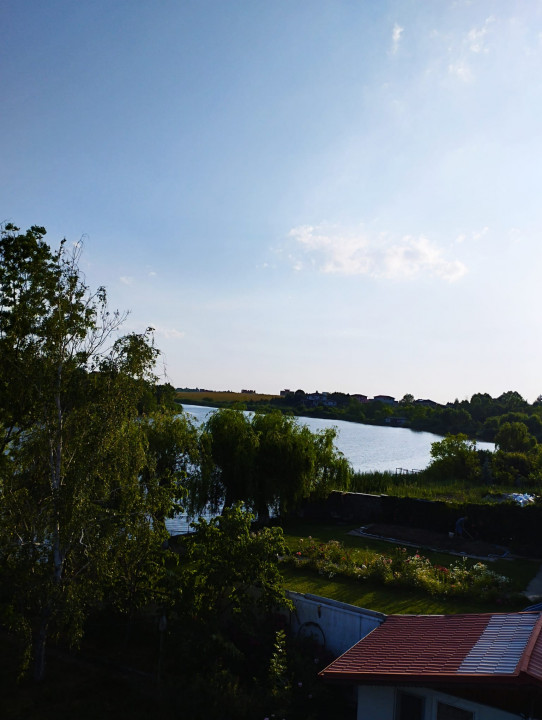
[278,389,439,409]
[178,386,440,409]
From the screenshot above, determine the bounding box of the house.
[305,391,337,408]
[352,394,369,404]
[415,398,439,408]
[373,395,396,405]
[320,612,542,719]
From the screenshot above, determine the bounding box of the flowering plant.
[283,539,509,601]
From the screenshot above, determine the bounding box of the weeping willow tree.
[188,408,351,520]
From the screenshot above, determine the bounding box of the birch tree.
[0,224,187,680]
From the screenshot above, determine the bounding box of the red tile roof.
[320,612,542,687]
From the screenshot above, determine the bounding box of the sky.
[3,1,542,405]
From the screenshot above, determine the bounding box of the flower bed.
[282,538,510,601]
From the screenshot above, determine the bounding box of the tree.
[178,504,289,628]
[188,409,351,519]
[193,408,259,514]
[497,390,528,412]
[0,224,187,680]
[425,433,480,482]
[494,422,537,454]
[251,411,350,519]
[166,504,294,718]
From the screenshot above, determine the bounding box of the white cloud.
[448,16,495,82]
[119,275,134,285]
[455,227,489,243]
[391,23,404,54]
[448,60,473,82]
[288,225,467,282]
[467,16,495,53]
[472,226,489,241]
[154,326,186,340]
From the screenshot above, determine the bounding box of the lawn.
[279,520,539,614]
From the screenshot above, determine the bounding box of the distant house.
[352,394,369,404]
[305,391,337,408]
[241,389,255,394]
[280,389,291,397]
[373,395,396,405]
[415,398,439,408]
[320,612,542,719]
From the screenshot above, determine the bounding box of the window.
[396,691,425,720]
[436,701,474,720]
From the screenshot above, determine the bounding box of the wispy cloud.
[391,23,404,54]
[154,326,186,340]
[455,226,489,243]
[119,275,134,285]
[288,225,467,282]
[448,60,473,82]
[467,16,494,53]
[448,16,495,81]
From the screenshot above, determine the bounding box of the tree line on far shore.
[197,387,542,443]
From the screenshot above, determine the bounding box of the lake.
[180,404,494,474]
[166,404,494,534]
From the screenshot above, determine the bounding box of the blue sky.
[3,1,542,404]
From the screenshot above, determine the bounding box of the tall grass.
[347,470,518,504]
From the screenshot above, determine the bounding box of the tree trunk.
[33,610,50,682]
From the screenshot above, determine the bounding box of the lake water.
[166,404,494,534]
[180,404,494,473]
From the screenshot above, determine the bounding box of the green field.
[176,390,277,405]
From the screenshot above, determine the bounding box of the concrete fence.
[286,591,385,657]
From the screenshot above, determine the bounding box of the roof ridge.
[517,612,542,675]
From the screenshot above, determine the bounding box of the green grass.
[280,565,512,614]
[348,471,531,505]
[279,520,539,613]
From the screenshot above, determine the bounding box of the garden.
[279,521,537,614]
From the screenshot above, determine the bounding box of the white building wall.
[357,685,524,720]
[286,591,385,657]
[357,686,395,720]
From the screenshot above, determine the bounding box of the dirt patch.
[356,523,510,559]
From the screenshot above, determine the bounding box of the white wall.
[286,591,385,657]
[357,685,524,720]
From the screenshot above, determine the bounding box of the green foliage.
[178,504,290,629]
[0,224,190,680]
[188,409,351,518]
[495,421,537,453]
[425,433,481,482]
